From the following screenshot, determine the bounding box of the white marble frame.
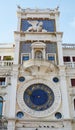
[46,53,56,64]
[17,78,61,117]
[21,53,31,64]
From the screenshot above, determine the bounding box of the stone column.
[59,66,70,119]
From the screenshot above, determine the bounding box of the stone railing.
[0,60,13,67]
[64,62,75,68]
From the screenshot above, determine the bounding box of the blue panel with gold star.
[21,20,55,32]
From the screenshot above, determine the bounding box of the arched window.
[35,51,43,59]
[0,97,3,116]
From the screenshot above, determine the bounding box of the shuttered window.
[63,56,70,62]
[72,57,75,62]
[71,79,75,87]
[74,99,75,110]
[0,78,5,85]
[0,97,3,116]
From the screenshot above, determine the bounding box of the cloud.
[70,17,75,28]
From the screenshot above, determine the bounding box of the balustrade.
[0,61,13,67]
[64,62,75,68]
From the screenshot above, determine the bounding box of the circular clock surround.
[17,79,61,117]
[23,83,54,111]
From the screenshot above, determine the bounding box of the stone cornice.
[14,31,63,42]
[14,31,63,35]
[17,7,60,16]
[14,31,63,38]
[62,43,75,48]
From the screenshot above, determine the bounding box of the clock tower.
[8,7,72,130]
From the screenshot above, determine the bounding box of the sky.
[0,0,75,44]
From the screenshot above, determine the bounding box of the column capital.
[58,65,66,77]
[58,65,66,71]
[56,33,63,41]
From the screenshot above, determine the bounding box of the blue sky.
[0,0,75,43]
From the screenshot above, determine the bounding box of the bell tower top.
[16,6,60,32]
[14,7,63,65]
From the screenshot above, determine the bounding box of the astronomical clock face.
[17,79,61,117]
[23,83,54,111]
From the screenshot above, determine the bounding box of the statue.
[27,21,47,32]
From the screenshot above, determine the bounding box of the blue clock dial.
[30,89,48,105]
[23,83,54,111]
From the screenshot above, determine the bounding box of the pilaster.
[17,15,21,31]
[59,65,70,119]
[8,66,18,118]
[43,48,46,59]
[7,120,15,130]
[57,37,63,65]
[32,48,34,59]
[14,40,20,64]
[7,66,18,130]
[55,12,60,32]
[63,121,72,130]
